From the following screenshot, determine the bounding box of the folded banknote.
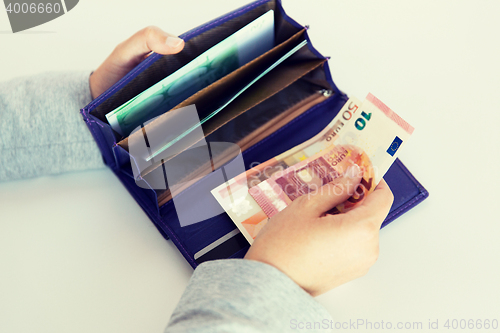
[211,94,414,244]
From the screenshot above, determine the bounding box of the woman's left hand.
[89,26,185,99]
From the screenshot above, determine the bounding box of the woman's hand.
[89,26,185,99]
[245,167,394,296]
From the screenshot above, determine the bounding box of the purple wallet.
[81,0,428,269]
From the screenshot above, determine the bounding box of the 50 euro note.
[210,97,362,242]
[212,93,414,244]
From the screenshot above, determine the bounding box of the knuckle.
[305,198,320,212]
[143,25,158,39]
[112,41,128,60]
[113,41,124,53]
[295,194,313,208]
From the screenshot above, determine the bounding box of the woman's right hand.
[245,169,394,296]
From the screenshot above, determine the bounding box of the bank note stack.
[211,93,414,244]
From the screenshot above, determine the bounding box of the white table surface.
[1,1,499,332]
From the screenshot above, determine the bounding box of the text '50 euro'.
[211,94,414,244]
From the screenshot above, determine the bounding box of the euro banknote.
[211,94,414,244]
[210,97,363,243]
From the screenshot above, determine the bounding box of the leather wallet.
[81,0,429,268]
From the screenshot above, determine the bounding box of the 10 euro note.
[212,94,414,244]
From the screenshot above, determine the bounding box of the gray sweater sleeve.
[0,71,104,182]
[0,73,333,331]
[166,260,333,333]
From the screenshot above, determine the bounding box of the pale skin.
[245,168,394,296]
[89,26,395,297]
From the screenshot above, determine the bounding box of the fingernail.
[166,36,183,48]
[346,164,361,179]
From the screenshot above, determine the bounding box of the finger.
[144,26,185,55]
[299,164,362,218]
[344,178,394,227]
[115,26,184,65]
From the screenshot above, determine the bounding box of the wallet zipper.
[236,89,333,151]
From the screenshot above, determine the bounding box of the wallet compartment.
[89,0,299,124]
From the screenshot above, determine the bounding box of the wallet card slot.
[154,70,333,207]
[193,59,326,138]
[138,58,326,199]
[115,29,327,184]
[230,79,332,151]
[117,29,309,151]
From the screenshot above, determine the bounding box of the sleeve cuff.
[167,259,333,332]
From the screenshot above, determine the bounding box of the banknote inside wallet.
[89,0,295,122]
[113,28,333,205]
[117,29,310,150]
[148,61,333,206]
[117,46,328,191]
[154,74,333,206]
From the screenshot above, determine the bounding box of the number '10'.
[355,111,372,130]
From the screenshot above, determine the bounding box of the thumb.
[301,164,362,218]
[115,26,184,65]
[142,26,185,55]
[344,178,394,228]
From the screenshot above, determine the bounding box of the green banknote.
[106,10,275,136]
